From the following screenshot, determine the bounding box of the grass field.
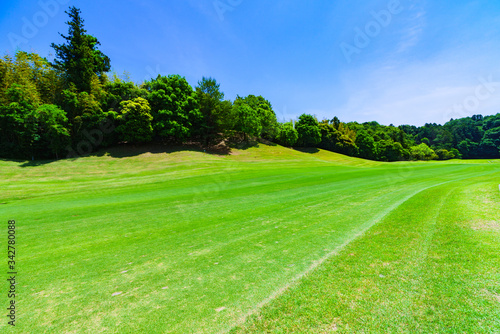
[1,144,499,333]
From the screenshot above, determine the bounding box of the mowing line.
[399,185,456,328]
[223,172,496,333]
[224,185,431,333]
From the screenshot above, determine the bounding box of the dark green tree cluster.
[0,51,70,159]
[275,116,411,161]
[273,115,412,161]
[400,114,500,159]
[274,114,500,161]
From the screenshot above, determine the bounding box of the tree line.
[1,7,499,161]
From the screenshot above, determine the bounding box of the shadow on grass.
[0,157,56,168]
[12,141,234,167]
[17,159,56,168]
[94,142,234,159]
[7,138,279,167]
[293,147,320,154]
[227,137,278,151]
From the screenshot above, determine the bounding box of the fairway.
[1,144,499,333]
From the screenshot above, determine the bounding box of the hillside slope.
[0,144,498,333]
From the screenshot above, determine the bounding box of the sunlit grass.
[0,144,498,333]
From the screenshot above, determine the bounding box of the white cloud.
[333,44,500,126]
[397,5,426,53]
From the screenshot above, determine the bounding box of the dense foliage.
[0,6,499,161]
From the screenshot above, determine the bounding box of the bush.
[116,97,154,143]
[410,143,438,160]
[276,122,298,147]
[296,114,321,147]
[435,148,455,160]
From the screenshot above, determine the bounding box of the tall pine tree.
[51,7,110,93]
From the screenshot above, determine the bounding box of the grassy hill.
[1,144,499,333]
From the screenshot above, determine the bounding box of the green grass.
[0,144,499,333]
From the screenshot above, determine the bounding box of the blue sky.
[2,0,500,126]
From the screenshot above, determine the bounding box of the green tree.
[458,139,479,159]
[335,123,358,156]
[377,140,408,161]
[435,148,455,160]
[33,104,71,159]
[103,75,147,112]
[51,6,111,93]
[195,77,227,144]
[317,121,357,156]
[450,148,462,159]
[0,51,62,108]
[215,100,235,136]
[234,95,278,140]
[232,101,262,140]
[144,75,201,142]
[355,130,377,160]
[318,121,339,151]
[410,143,438,160]
[331,116,341,129]
[276,122,298,147]
[480,126,500,158]
[434,130,454,150]
[117,97,153,143]
[0,55,41,108]
[0,84,38,158]
[71,92,107,136]
[296,114,321,147]
[484,114,500,130]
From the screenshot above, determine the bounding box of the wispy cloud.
[397,4,426,53]
[333,44,500,126]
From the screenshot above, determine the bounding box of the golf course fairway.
[0,144,499,333]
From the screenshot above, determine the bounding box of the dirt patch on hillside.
[470,220,500,231]
[481,289,500,303]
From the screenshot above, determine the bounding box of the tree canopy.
[144,74,201,142]
[296,114,321,147]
